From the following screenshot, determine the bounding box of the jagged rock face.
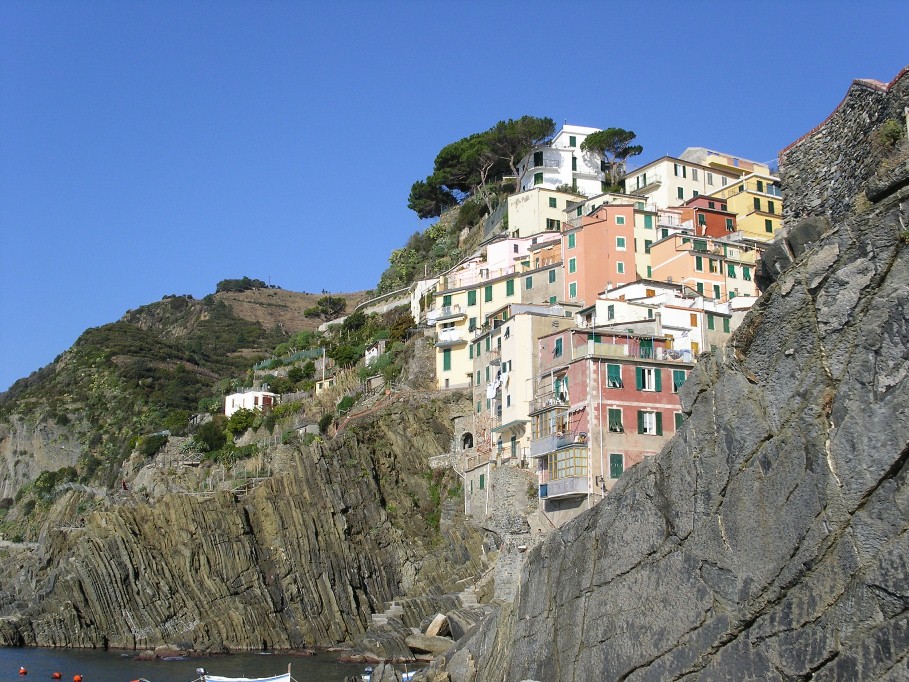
[0,398,488,651]
[434,170,909,678]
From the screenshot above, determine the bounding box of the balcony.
[570,343,693,363]
[435,328,467,347]
[529,432,588,458]
[427,305,466,324]
[539,475,588,499]
[528,394,570,415]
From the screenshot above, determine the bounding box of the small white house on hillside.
[224,390,278,417]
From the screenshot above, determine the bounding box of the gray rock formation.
[0,397,490,652]
[423,73,909,681]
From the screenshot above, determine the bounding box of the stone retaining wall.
[780,65,909,226]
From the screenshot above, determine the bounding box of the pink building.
[529,326,692,526]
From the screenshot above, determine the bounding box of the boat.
[192,666,293,682]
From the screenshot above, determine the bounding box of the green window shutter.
[654,369,662,392]
[484,285,492,302]
[569,135,576,147]
[743,266,752,281]
[576,206,582,217]
[765,219,773,233]
[727,263,736,277]
[707,314,715,330]
[713,284,721,300]
[467,289,477,305]
[549,269,556,283]
[443,349,451,371]
[443,294,452,307]
[571,156,577,171]
[696,282,704,294]
[469,317,476,331]
[476,370,481,385]
[753,197,761,211]
[569,282,577,298]
[607,364,621,387]
[533,151,543,166]
[569,258,576,273]
[677,187,684,200]
[673,369,686,391]
[635,367,644,390]
[647,265,652,278]
[506,279,515,296]
[485,366,490,381]
[548,197,557,208]
[534,172,543,186]
[479,474,485,490]
[723,317,730,333]
[469,344,473,359]
[695,256,703,271]
[644,239,652,253]
[637,410,645,434]
[608,408,622,432]
[768,201,775,214]
[655,412,663,436]
[610,453,623,478]
[476,401,481,413]
[644,214,653,228]
[568,233,576,248]
[549,295,557,304]
[675,412,685,430]
[726,218,734,231]
[485,337,490,351]
[525,276,533,290]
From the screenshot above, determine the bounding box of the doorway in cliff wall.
[462,432,474,449]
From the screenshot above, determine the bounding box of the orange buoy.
[19,667,27,676]
[73,676,82,682]
[52,675,62,680]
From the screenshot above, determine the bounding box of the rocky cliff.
[0,394,488,652]
[423,72,909,681]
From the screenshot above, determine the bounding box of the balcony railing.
[529,394,570,414]
[570,342,693,363]
[540,475,588,499]
[529,431,588,458]
[435,327,467,347]
[427,305,466,324]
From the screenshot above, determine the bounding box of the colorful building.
[679,195,738,238]
[622,156,741,209]
[709,172,784,240]
[516,124,605,196]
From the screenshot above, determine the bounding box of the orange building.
[648,234,761,301]
[679,195,738,238]
[561,204,637,306]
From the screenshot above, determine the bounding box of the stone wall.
[780,65,909,226]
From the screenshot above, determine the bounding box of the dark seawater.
[0,648,370,682]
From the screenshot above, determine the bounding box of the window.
[707,313,715,330]
[568,257,577,273]
[636,366,662,392]
[485,337,490,351]
[616,215,626,225]
[549,295,557,304]
[693,190,699,197]
[506,279,515,296]
[690,313,698,327]
[674,163,686,178]
[476,401,481,414]
[644,239,652,253]
[484,285,492,302]
[606,363,622,387]
[646,265,652,277]
[753,197,761,211]
[723,317,731,333]
[707,172,714,185]
[554,338,563,357]
[721,177,727,187]
[569,135,577,147]
[692,168,699,181]
[767,200,775,214]
[485,366,490,382]
[698,214,706,226]
[696,282,704,295]
[765,219,774,233]
[546,218,561,230]
[576,206,583,217]
[467,289,477,306]
[726,218,735,231]
[675,412,685,430]
[607,304,615,320]
[476,370,481,385]
[710,259,720,274]
[607,408,623,433]
[695,256,704,272]
[644,214,653,229]
[525,276,533,290]
[672,369,687,392]
[727,263,737,278]
[468,343,473,359]
[617,261,625,274]
[721,204,727,211]
[568,282,577,298]
[548,197,557,208]
[756,180,764,193]
[708,201,715,209]
[638,410,663,435]
[743,266,751,281]
[506,394,511,407]
[533,151,543,167]
[548,269,556,283]
[616,236,626,250]
[534,172,543,186]
[571,156,577,171]
[610,453,624,478]
[567,233,576,249]
[442,348,451,371]
[713,284,721,300]
[479,473,485,490]
[468,316,477,331]
[677,187,685,200]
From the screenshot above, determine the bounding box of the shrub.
[226,408,257,437]
[287,366,304,384]
[874,118,905,151]
[194,419,227,452]
[318,413,333,434]
[337,395,356,414]
[138,433,168,457]
[216,277,267,293]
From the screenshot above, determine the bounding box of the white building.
[225,390,278,417]
[516,125,605,197]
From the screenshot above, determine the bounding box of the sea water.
[0,648,368,682]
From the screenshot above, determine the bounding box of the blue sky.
[2,1,907,392]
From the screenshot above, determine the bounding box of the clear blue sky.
[2,1,907,392]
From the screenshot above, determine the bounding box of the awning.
[491,419,529,434]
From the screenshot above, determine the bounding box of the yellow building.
[709,172,783,241]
